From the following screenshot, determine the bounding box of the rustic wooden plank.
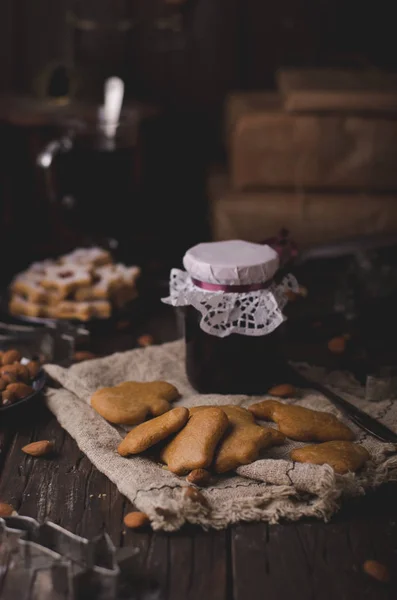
[232,485,397,600]
[168,529,228,600]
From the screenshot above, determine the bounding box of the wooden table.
[1,304,396,600]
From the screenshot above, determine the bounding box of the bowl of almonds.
[0,348,46,412]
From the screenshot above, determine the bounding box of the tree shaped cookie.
[160,407,229,475]
[91,381,180,425]
[248,400,354,442]
[190,405,282,473]
[290,441,370,474]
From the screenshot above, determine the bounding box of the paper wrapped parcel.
[45,341,397,531]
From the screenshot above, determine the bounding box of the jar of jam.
[163,240,298,395]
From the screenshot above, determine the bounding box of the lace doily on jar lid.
[162,240,299,338]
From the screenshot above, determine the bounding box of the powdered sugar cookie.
[41,265,92,298]
[54,300,93,321]
[10,272,49,303]
[89,300,112,319]
[61,247,112,268]
[9,295,56,319]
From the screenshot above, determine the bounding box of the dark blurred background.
[1,0,397,285]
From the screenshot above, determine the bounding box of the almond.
[328,336,346,354]
[123,511,150,529]
[1,363,30,383]
[22,440,54,457]
[183,486,209,506]
[137,334,154,347]
[2,389,16,405]
[2,373,18,385]
[6,382,33,400]
[0,502,15,517]
[2,349,22,366]
[0,378,7,392]
[363,560,390,583]
[268,384,297,398]
[186,468,211,487]
[27,360,41,379]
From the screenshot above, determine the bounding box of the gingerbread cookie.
[290,441,370,474]
[248,400,354,442]
[190,405,275,473]
[118,406,189,456]
[91,381,180,425]
[160,407,229,475]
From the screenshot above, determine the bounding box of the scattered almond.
[22,440,54,457]
[186,468,211,487]
[123,511,150,529]
[2,372,17,385]
[2,349,22,366]
[0,502,15,517]
[26,360,41,379]
[0,378,7,392]
[6,383,33,400]
[183,486,208,506]
[2,389,16,405]
[1,363,30,383]
[268,384,297,398]
[137,334,154,347]
[73,351,97,362]
[328,336,346,354]
[363,560,390,583]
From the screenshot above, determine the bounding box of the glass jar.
[163,240,298,395]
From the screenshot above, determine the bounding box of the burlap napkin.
[44,340,397,531]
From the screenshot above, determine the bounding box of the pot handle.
[36,135,73,168]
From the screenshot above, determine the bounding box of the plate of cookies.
[6,247,141,326]
[0,348,45,412]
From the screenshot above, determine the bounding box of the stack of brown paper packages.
[210,69,397,247]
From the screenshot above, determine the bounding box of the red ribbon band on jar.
[191,278,271,293]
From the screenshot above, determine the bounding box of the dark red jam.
[184,305,286,395]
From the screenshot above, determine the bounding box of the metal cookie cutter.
[0,516,162,600]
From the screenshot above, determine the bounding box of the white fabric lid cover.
[183,240,279,285]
